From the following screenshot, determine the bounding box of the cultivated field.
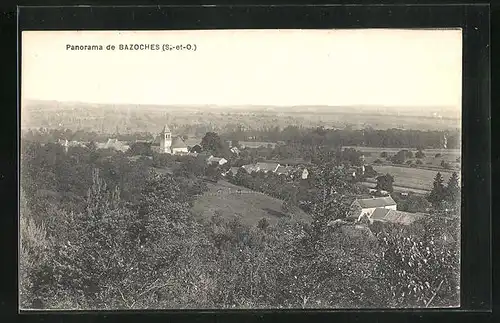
[191,180,312,227]
[368,165,459,192]
[345,146,461,170]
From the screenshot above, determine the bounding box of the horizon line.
[22,99,460,110]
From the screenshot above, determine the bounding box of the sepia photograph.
[20,29,462,310]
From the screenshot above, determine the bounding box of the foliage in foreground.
[20,170,459,309]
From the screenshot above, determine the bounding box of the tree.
[380,151,388,158]
[415,150,425,159]
[406,195,431,213]
[128,142,152,156]
[257,218,270,231]
[190,144,202,153]
[373,218,460,308]
[440,160,451,169]
[376,173,394,193]
[444,172,460,204]
[428,172,446,207]
[364,165,377,178]
[391,151,406,164]
[201,132,227,157]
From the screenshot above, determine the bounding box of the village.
[50,122,460,229]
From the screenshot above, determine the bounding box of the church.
[151,124,189,155]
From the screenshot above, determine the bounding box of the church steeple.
[160,124,172,153]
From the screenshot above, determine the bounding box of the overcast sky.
[22,29,462,110]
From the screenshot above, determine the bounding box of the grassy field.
[191,180,312,227]
[344,146,461,171]
[369,165,459,192]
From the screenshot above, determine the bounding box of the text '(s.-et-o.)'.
[65,44,198,52]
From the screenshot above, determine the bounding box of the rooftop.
[162,124,171,133]
[171,136,187,149]
[355,196,397,209]
[255,162,280,172]
[371,208,425,225]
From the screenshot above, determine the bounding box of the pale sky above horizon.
[22,29,463,110]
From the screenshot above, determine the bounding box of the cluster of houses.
[223,162,309,180]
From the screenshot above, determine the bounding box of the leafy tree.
[415,150,425,159]
[380,151,388,158]
[364,165,377,177]
[376,173,394,193]
[415,159,423,165]
[201,132,228,157]
[391,151,406,164]
[372,218,460,308]
[190,144,202,153]
[128,142,152,156]
[440,160,451,169]
[257,218,270,231]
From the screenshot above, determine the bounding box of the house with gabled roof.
[207,156,228,166]
[255,162,280,173]
[275,165,294,176]
[349,196,397,220]
[96,138,130,152]
[241,164,259,174]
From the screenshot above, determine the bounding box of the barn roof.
[371,208,424,225]
[242,164,259,174]
[275,165,293,175]
[255,162,280,172]
[355,196,396,209]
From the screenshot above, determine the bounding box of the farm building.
[255,162,280,173]
[369,208,425,225]
[239,141,278,149]
[207,156,228,166]
[350,196,397,219]
[96,138,130,152]
[222,167,241,177]
[275,165,294,176]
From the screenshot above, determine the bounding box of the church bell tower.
[160,124,172,153]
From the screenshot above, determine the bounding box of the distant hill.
[21,100,461,133]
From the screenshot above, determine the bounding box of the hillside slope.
[191,180,312,227]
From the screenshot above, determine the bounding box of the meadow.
[369,165,458,192]
[191,180,312,227]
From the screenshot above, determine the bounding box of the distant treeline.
[223,126,460,149]
[21,126,460,150]
[21,128,154,144]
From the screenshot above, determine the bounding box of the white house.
[349,196,397,221]
[207,156,228,166]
